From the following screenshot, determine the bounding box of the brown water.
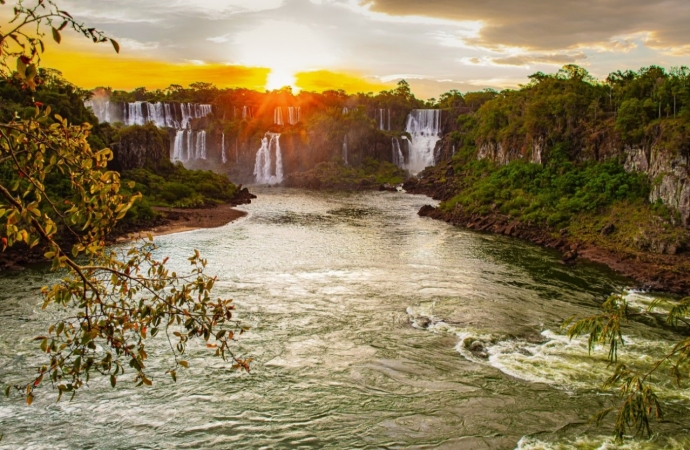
[0,188,688,449]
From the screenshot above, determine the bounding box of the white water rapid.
[253,133,283,184]
[404,109,442,174]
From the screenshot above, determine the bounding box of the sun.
[234,20,336,92]
[266,68,297,91]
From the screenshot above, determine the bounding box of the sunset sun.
[234,20,336,91]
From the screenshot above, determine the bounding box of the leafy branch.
[566,293,690,441]
[0,1,250,410]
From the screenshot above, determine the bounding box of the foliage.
[469,65,690,154]
[566,294,690,441]
[0,1,249,413]
[442,150,649,228]
[122,162,239,208]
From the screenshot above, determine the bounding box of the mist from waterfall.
[404,109,442,174]
[254,133,283,184]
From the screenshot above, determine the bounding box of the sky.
[25,0,690,99]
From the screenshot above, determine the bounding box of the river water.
[0,189,688,449]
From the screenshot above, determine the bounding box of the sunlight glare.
[235,20,336,91]
[266,68,297,91]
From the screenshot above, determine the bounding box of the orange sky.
[41,45,392,94]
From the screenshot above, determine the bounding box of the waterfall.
[342,135,348,166]
[392,137,404,167]
[342,107,349,115]
[242,106,251,119]
[126,102,146,126]
[288,107,300,125]
[112,101,212,128]
[254,133,283,184]
[378,109,390,131]
[172,130,186,161]
[274,107,284,126]
[186,130,193,161]
[221,133,227,164]
[404,109,442,174]
[86,99,113,124]
[196,131,207,159]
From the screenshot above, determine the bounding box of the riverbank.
[0,186,256,270]
[405,161,690,295]
[120,205,247,240]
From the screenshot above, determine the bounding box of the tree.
[0,0,250,428]
[567,294,690,441]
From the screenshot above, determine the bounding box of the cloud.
[359,0,690,53]
[489,52,587,67]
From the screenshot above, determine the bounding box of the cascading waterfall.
[342,107,349,115]
[404,109,442,174]
[221,133,227,164]
[342,135,348,166]
[274,107,284,126]
[377,109,391,131]
[254,133,283,184]
[172,130,203,162]
[195,131,207,160]
[172,130,186,161]
[186,130,193,161]
[392,137,405,167]
[113,102,212,128]
[287,107,301,125]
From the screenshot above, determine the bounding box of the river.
[0,188,688,449]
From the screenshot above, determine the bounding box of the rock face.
[625,145,690,227]
[477,137,545,165]
[112,124,169,172]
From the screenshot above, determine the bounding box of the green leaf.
[16,57,27,79]
[110,374,116,388]
[51,27,61,44]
